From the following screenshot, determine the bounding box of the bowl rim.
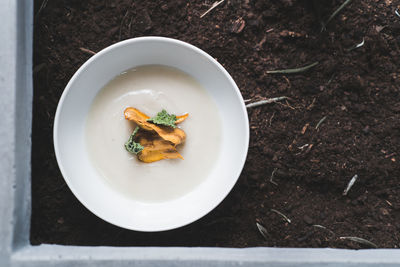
[53,36,249,231]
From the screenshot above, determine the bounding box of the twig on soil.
[244,99,252,103]
[342,174,358,196]
[327,74,335,85]
[269,168,278,186]
[298,144,310,150]
[312,224,326,230]
[127,16,133,35]
[283,76,291,88]
[305,144,314,154]
[246,96,288,108]
[395,9,400,18]
[339,236,377,248]
[271,209,291,223]
[266,62,319,74]
[79,47,96,55]
[254,36,267,51]
[313,225,335,236]
[385,200,393,207]
[315,116,327,129]
[269,112,275,126]
[200,0,224,18]
[301,123,310,134]
[256,222,269,240]
[278,100,296,110]
[324,0,353,29]
[35,0,49,18]
[384,152,396,159]
[119,10,130,40]
[306,98,316,110]
[346,38,365,52]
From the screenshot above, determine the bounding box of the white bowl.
[54,37,249,232]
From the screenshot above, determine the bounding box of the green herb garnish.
[125,126,144,154]
[147,109,177,128]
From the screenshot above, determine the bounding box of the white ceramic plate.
[54,37,249,231]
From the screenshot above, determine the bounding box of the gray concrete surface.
[1,0,400,266]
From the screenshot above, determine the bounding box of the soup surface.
[85,65,222,202]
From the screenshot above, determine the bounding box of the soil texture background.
[31,0,400,248]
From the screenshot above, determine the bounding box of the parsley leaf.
[147,109,177,128]
[124,126,144,154]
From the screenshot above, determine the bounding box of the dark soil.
[31,0,400,248]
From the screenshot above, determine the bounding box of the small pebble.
[380,208,389,216]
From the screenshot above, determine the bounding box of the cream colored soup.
[85,65,222,202]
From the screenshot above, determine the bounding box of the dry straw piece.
[256,222,269,240]
[200,0,224,18]
[339,236,377,248]
[324,0,353,28]
[271,209,291,224]
[343,174,358,196]
[246,97,288,108]
[266,62,319,74]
